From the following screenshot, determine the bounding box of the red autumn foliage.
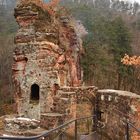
[121,54,140,66]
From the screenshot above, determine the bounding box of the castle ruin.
[0,0,140,140]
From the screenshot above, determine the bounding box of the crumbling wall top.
[98,89,140,99]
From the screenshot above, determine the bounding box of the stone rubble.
[4,116,40,132]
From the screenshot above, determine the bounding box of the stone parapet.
[40,113,64,129]
[97,89,140,140]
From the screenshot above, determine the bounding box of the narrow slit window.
[30,84,39,101]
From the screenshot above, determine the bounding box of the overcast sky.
[122,0,140,3]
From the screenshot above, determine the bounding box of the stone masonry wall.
[40,86,97,129]
[97,90,140,140]
[12,0,84,120]
[131,99,140,140]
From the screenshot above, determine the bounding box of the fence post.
[93,95,99,131]
[126,122,129,140]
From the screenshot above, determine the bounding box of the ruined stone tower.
[12,0,83,119]
[1,1,139,139]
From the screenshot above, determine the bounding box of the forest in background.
[61,0,140,92]
[0,0,140,115]
[0,0,17,114]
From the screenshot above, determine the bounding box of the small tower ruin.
[12,0,83,120]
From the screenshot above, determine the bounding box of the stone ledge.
[41,113,64,117]
[40,113,65,129]
[98,89,140,99]
[60,86,98,90]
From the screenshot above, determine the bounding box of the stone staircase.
[40,90,76,129]
[59,91,76,98]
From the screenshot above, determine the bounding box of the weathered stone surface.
[3,116,40,132]
[40,113,64,129]
[13,0,84,120]
[131,99,140,140]
[97,89,140,140]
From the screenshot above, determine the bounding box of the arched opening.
[25,57,28,62]
[30,84,39,102]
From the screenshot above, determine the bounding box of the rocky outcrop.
[4,116,40,132]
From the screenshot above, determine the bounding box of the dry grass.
[76,103,93,134]
[77,103,93,118]
[0,117,4,130]
[0,103,16,119]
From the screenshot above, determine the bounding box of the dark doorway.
[30,84,39,101]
